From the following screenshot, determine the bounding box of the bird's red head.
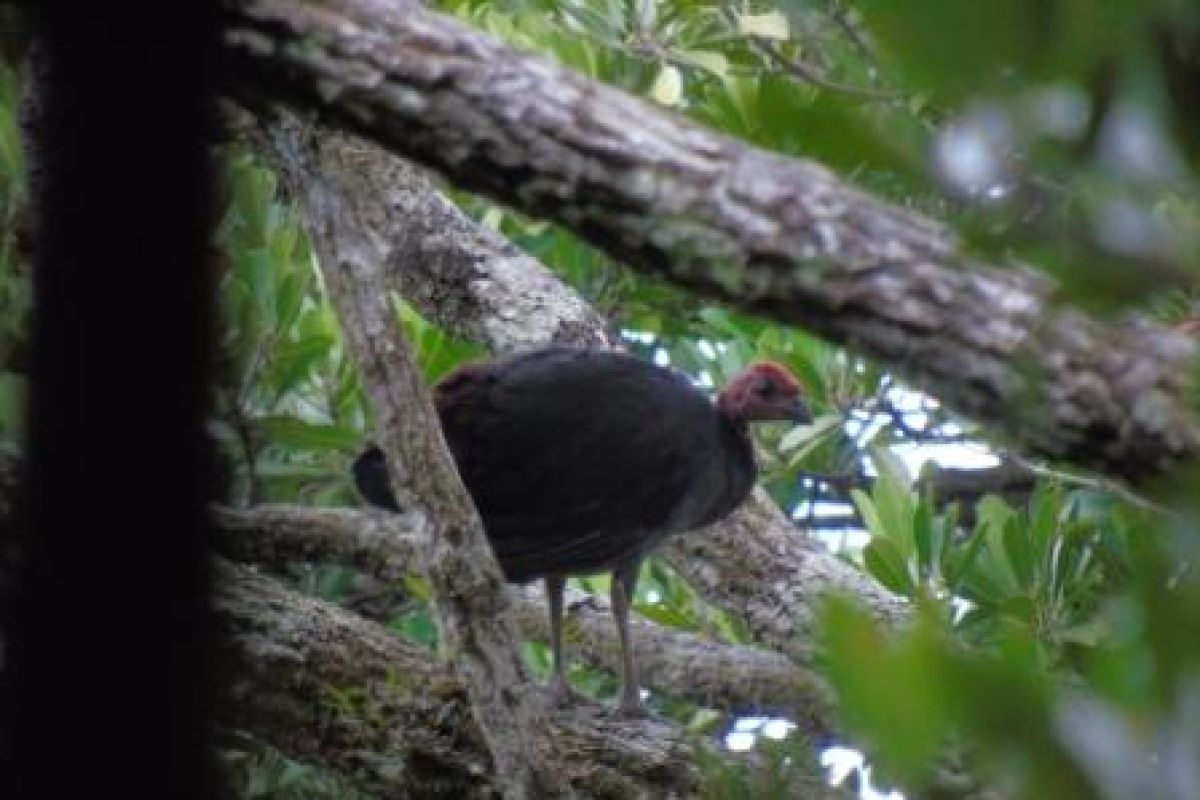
[717,362,812,425]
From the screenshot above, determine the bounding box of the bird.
[352,346,810,715]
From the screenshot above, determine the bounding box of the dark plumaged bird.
[352,346,810,714]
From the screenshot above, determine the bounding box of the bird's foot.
[608,692,652,720]
[545,676,591,709]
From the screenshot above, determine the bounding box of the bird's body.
[353,346,809,713]
[436,348,757,581]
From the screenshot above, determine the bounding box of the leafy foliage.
[212,152,363,505]
[220,739,371,800]
[3,0,1200,797]
[829,462,1200,798]
[211,153,484,508]
[696,729,824,800]
[853,459,1128,663]
[821,521,1200,799]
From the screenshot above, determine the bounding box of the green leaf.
[259,415,360,451]
[976,494,1016,539]
[1057,617,1111,648]
[268,334,334,397]
[912,500,933,580]
[1002,516,1037,591]
[274,272,306,332]
[820,599,949,782]
[864,537,916,597]
[998,595,1036,626]
[944,518,988,594]
[736,10,790,40]
[403,574,431,603]
[780,412,841,465]
[686,707,722,734]
[650,64,684,106]
[675,49,730,81]
[861,0,1043,100]
[391,609,438,648]
[959,561,1015,607]
[762,75,924,175]
[870,447,914,551]
[1027,482,1063,561]
[851,488,886,540]
[253,462,338,480]
[635,602,697,630]
[238,248,277,327]
[276,762,311,788]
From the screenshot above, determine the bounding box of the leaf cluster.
[830,459,1200,799]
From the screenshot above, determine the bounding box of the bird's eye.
[755,379,776,397]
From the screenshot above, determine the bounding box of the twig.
[752,37,901,101]
[1007,455,1174,517]
[827,3,875,64]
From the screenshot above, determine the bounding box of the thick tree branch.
[252,118,570,798]
[213,504,838,734]
[0,465,840,798]
[662,490,905,667]
[221,0,1200,485]
[212,559,703,798]
[213,504,422,583]
[514,583,835,734]
[222,103,612,356]
[918,459,1037,518]
[343,149,616,354]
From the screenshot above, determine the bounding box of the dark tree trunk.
[2,10,219,796]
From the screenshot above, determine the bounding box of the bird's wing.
[435,349,719,578]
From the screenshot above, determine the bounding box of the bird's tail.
[351,445,402,511]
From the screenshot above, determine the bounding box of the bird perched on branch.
[353,346,810,714]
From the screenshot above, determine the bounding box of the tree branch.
[250,115,571,797]
[662,490,905,668]
[212,504,421,583]
[918,459,1037,512]
[0,466,843,798]
[223,104,615,355]
[213,503,838,735]
[212,559,704,798]
[221,0,1200,486]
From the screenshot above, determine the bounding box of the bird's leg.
[544,574,583,707]
[610,558,646,717]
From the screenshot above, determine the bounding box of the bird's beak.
[758,396,812,424]
[788,397,814,425]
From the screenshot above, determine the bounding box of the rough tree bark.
[342,152,616,354]
[251,115,572,798]
[213,559,702,798]
[214,504,838,734]
[0,455,845,798]
[663,493,901,668]
[220,0,1200,486]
